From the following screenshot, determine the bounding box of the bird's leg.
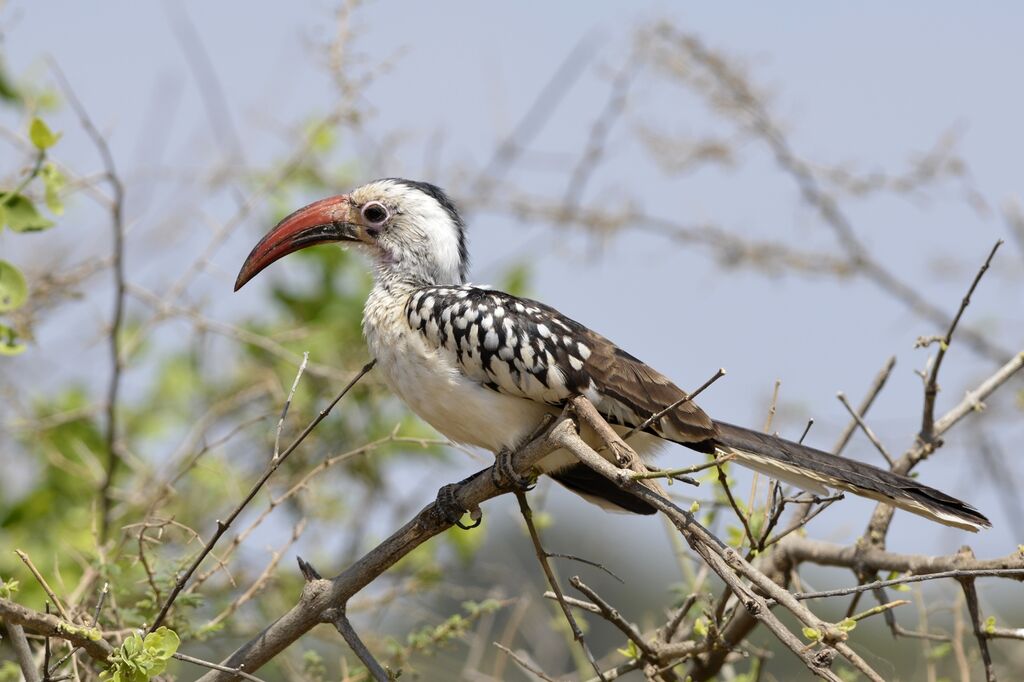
[491,446,534,491]
[433,474,483,530]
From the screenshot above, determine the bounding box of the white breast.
[363,285,553,453]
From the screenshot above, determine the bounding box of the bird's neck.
[371,259,462,293]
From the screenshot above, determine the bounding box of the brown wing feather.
[581,332,718,447]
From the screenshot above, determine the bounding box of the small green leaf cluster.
[384,599,505,675]
[1,117,63,232]
[1,116,65,355]
[403,599,503,655]
[100,627,180,682]
[0,578,18,599]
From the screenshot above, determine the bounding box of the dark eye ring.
[361,201,389,226]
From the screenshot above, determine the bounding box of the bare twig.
[148,360,374,632]
[492,642,559,682]
[173,652,267,682]
[515,490,607,681]
[49,60,128,543]
[781,567,1024,602]
[629,453,732,482]
[548,553,624,584]
[275,352,309,460]
[716,465,756,548]
[569,576,667,675]
[14,550,69,620]
[331,611,390,682]
[920,240,1003,443]
[959,577,997,682]
[832,356,896,455]
[847,599,910,624]
[835,392,894,467]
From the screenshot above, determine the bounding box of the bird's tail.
[712,421,991,532]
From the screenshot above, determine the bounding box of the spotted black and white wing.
[404,285,717,447]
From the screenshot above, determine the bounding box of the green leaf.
[616,639,641,660]
[693,617,707,637]
[837,617,857,632]
[689,500,700,513]
[984,615,996,635]
[29,117,61,150]
[802,626,822,641]
[1,194,54,232]
[101,628,178,682]
[0,260,28,312]
[42,163,65,215]
[0,324,27,355]
[143,626,180,660]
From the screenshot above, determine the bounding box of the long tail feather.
[712,421,990,532]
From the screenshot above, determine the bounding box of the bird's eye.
[361,201,390,226]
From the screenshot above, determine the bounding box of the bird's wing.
[404,285,991,531]
[405,285,717,446]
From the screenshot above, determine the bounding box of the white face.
[350,179,467,285]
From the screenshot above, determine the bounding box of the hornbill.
[234,178,990,532]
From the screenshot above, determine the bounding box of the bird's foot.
[491,447,534,491]
[434,483,481,530]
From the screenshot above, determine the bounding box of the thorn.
[798,418,814,444]
[296,556,322,581]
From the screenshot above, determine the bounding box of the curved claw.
[434,483,482,530]
[491,448,534,491]
[455,515,482,530]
